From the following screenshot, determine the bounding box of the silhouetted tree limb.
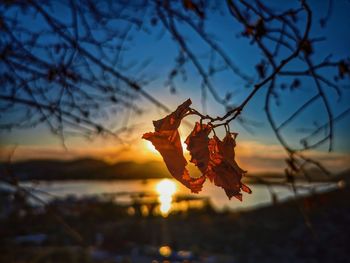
[1,0,349,181]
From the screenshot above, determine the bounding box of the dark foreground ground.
[1,183,350,263]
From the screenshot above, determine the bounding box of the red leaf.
[142,99,205,193]
[185,122,211,174]
[153,99,192,132]
[143,99,251,200]
[143,130,191,189]
[183,172,206,193]
[207,133,251,200]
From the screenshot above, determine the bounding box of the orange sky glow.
[1,138,349,174]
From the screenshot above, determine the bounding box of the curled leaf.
[208,133,251,200]
[142,99,205,193]
[143,130,192,190]
[185,122,212,174]
[153,99,191,131]
[183,172,206,193]
[143,99,251,200]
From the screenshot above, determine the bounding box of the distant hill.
[244,168,350,185]
[1,158,348,183]
[0,158,170,181]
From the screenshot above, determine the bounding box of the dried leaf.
[153,99,191,132]
[207,133,251,200]
[143,130,192,189]
[142,99,205,193]
[183,171,206,193]
[185,122,211,174]
[143,99,251,200]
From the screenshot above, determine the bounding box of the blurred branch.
[1,0,349,181]
[0,147,85,245]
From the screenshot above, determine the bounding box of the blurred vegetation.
[1,181,349,262]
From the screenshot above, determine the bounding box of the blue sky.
[0,0,349,169]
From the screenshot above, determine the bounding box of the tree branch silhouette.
[1,0,349,182]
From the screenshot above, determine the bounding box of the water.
[19,179,338,212]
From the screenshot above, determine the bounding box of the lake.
[20,179,338,212]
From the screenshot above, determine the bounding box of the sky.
[0,0,349,173]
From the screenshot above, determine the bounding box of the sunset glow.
[145,139,188,156]
[145,141,159,154]
[2,1,350,261]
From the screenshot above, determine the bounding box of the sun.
[145,141,159,154]
[145,139,188,155]
[156,179,176,196]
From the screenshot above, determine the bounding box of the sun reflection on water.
[156,179,176,217]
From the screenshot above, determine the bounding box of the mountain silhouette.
[0,158,170,181]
